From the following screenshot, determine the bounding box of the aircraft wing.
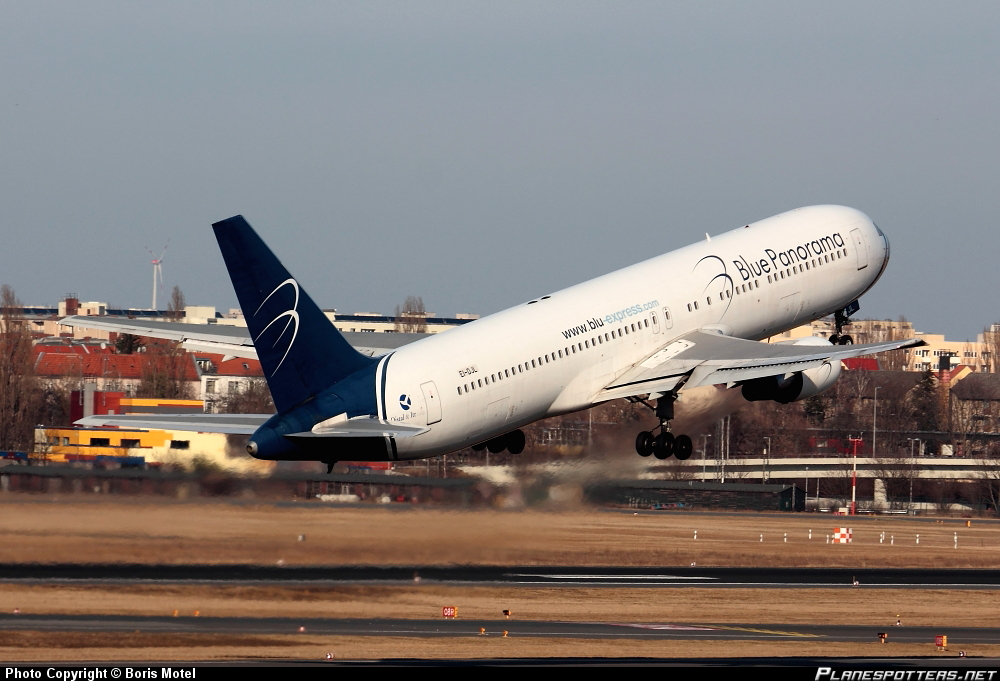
[75,413,272,435]
[58,316,428,358]
[596,330,927,401]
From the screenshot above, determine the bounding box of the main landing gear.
[633,394,693,461]
[472,429,526,455]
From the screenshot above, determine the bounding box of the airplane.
[65,205,923,471]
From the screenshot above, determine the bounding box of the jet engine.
[741,337,842,404]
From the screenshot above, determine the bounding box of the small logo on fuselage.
[399,394,412,411]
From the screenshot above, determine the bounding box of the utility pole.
[873,386,879,459]
[763,436,771,483]
[848,435,863,515]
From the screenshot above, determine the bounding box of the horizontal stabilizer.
[75,413,272,435]
[287,416,428,439]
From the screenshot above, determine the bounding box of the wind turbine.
[145,241,169,310]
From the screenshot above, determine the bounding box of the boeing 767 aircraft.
[66,205,922,470]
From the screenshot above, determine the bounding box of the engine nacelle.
[741,337,842,404]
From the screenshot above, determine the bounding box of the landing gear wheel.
[506,430,526,455]
[635,431,653,457]
[829,334,840,345]
[472,442,487,452]
[653,432,675,460]
[674,434,693,461]
[838,335,853,345]
[487,437,506,454]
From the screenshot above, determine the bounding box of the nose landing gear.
[829,301,859,345]
[632,393,694,461]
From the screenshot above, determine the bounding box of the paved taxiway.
[2,564,1000,588]
[3,614,998,644]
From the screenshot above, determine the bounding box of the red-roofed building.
[33,349,201,396]
[841,357,880,371]
[193,353,267,412]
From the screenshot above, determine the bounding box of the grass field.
[0,498,995,567]
[1,496,997,661]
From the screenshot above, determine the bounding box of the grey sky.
[2,2,997,338]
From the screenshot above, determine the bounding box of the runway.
[2,564,1000,588]
[1,613,995,644]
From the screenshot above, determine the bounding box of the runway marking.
[710,625,819,638]
[612,623,716,631]
[507,574,717,581]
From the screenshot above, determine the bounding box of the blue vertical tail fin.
[212,215,376,413]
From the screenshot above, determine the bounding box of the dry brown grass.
[1,498,998,661]
[1,633,998,662]
[0,498,996,567]
[2,584,997,627]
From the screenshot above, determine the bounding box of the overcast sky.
[2,2,997,339]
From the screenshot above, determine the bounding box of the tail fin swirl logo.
[254,278,300,376]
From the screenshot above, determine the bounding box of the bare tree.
[975,443,1000,517]
[0,285,38,451]
[854,316,914,371]
[983,324,1000,374]
[166,286,186,321]
[135,339,193,399]
[219,378,275,414]
[114,333,144,355]
[394,296,428,333]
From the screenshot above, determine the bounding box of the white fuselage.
[374,205,889,460]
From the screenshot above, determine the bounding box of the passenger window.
[584,340,589,349]
[457,387,462,395]
[531,360,536,368]
[478,379,483,387]
[706,297,712,305]
[687,304,692,312]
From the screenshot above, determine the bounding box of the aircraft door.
[662,307,673,330]
[420,381,442,425]
[484,397,510,435]
[850,228,869,270]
